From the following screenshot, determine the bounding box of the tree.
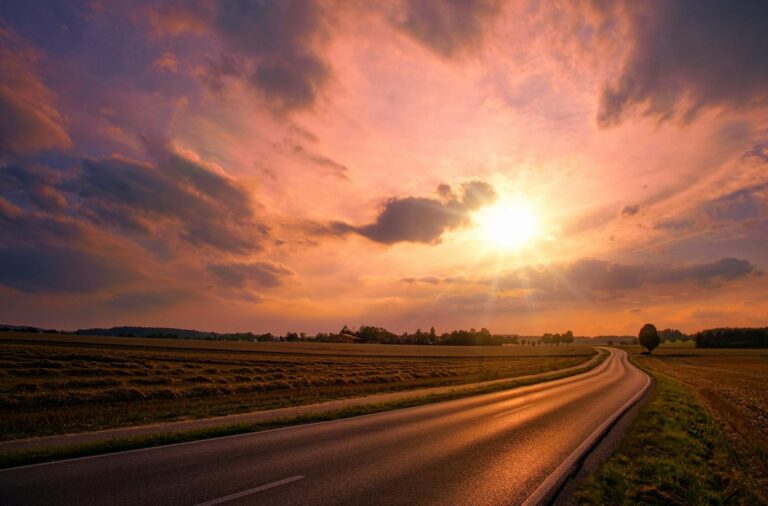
[639,323,661,354]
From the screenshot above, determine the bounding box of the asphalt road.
[0,348,648,506]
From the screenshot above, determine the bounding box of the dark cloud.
[661,257,754,283]
[334,181,496,244]
[496,257,755,294]
[402,276,440,284]
[146,0,213,35]
[745,138,768,162]
[1,143,268,253]
[198,55,244,93]
[0,28,71,156]
[285,142,349,179]
[0,246,135,293]
[401,275,466,285]
[208,261,293,288]
[704,184,767,221]
[412,256,756,315]
[620,204,639,217]
[653,217,693,231]
[73,152,263,252]
[150,0,331,112]
[0,164,68,212]
[211,0,330,112]
[597,1,768,126]
[394,0,501,58]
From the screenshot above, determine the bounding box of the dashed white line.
[194,475,305,506]
[493,404,533,418]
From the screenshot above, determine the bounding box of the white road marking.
[493,404,533,418]
[193,475,305,506]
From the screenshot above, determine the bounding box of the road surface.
[0,348,649,505]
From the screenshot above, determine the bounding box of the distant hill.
[0,324,59,334]
[74,326,217,339]
[0,324,218,339]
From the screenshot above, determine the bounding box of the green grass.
[575,359,766,505]
[0,353,605,469]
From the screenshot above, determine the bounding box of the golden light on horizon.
[474,197,540,250]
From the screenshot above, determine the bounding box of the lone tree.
[639,323,661,354]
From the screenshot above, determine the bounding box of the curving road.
[0,348,649,506]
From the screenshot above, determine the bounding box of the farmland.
[0,333,594,440]
[1,332,593,356]
[576,346,768,504]
[641,349,768,489]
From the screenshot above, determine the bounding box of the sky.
[1,0,767,336]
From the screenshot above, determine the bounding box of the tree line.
[693,327,768,348]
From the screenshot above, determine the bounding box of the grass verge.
[574,357,766,505]
[0,351,605,469]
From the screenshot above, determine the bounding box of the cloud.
[208,261,293,288]
[745,138,768,162]
[211,0,331,112]
[153,51,178,72]
[198,55,244,93]
[0,28,71,155]
[0,164,68,212]
[334,180,496,244]
[704,183,767,221]
[406,257,757,316]
[620,204,639,217]
[597,1,768,126]
[495,257,756,294]
[401,275,466,285]
[653,217,694,231]
[0,245,136,293]
[74,143,266,252]
[402,276,440,285]
[285,142,349,179]
[1,142,268,253]
[146,0,213,35]
[148,1,332,112]
[392,0,502,58]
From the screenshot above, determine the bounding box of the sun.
[473,197,540,250]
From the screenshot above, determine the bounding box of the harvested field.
[575,363,765,504]
[638,350,768,491]
[1,332,593,357]
[0,336,593,440]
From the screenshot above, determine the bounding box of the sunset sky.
[1,1,766,336]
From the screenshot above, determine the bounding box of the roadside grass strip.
[574,359,765,505]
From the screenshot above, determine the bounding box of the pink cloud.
[0,29,71,156]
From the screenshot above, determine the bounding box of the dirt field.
[0,335,593,440]
[634,348,768,494]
